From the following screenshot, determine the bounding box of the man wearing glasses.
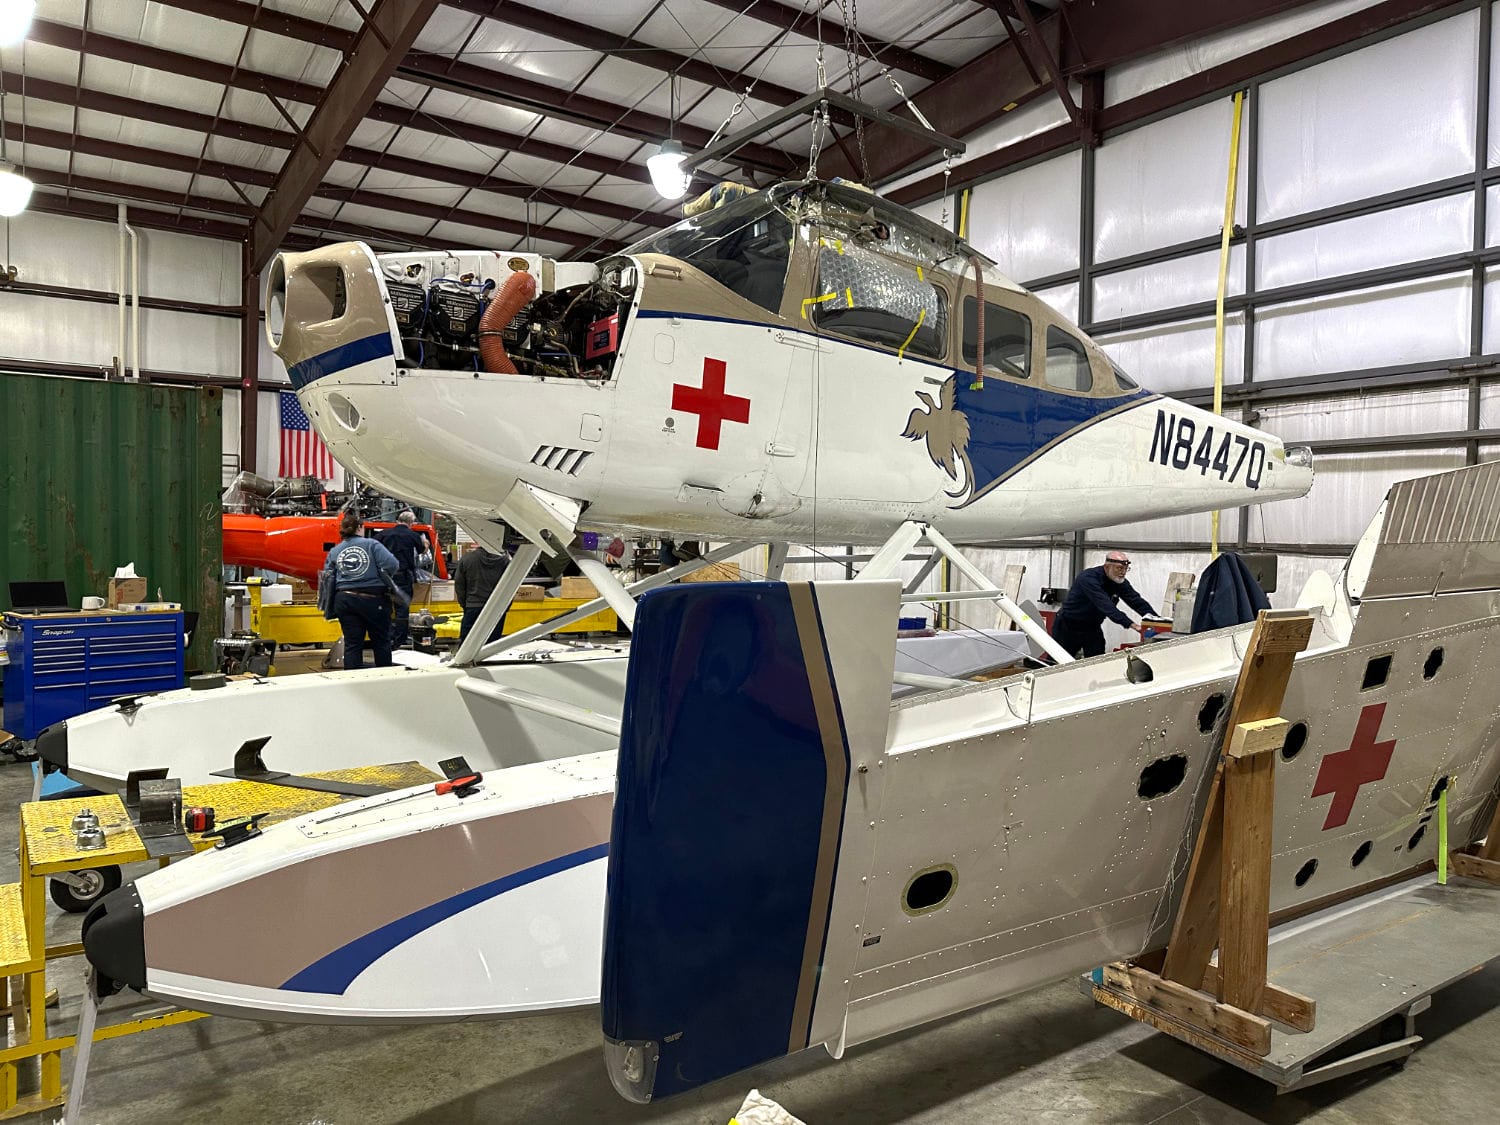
[1049,550,1159,659]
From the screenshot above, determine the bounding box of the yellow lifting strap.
[1210,89,1245,560]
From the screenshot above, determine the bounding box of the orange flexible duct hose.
[478,270,538,373]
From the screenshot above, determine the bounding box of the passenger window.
[1045,326,1092,392]
[813,241,946,359]
[962,297,1030,378]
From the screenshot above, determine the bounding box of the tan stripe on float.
[785,583,850,1052]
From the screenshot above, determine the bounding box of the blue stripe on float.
[280,842,609,995]
[286,332,395,389]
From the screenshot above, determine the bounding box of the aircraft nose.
[34,721,67,772]
[82,884,147,995]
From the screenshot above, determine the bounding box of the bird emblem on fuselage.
[903,375,975,503]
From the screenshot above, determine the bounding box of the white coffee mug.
[81,596,106,610]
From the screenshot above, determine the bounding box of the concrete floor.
[5,757,1500,1125]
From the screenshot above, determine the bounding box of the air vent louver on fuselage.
[530,446,593,476]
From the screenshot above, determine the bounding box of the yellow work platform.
[256,600,464,646]
[0,762,440,1118]
[435,597,619,640]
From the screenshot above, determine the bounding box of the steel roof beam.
[441,0,832,123]
[396,54,794,174]
[362,101,654,185]
[695,0,953,83]
[5,71,668,229]
[118,1,773,180]
[25,189,248,240]
[9,125,609,252]
[815,29,1053,185]
[1056,0,1322,75]
[250,0,442,271]
[151,0,358,52]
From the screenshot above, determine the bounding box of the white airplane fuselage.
[269,182,1311,545]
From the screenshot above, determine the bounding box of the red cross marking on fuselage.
[1310,702,1397,830]
[672,357,751,450]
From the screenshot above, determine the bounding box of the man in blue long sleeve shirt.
[1050,550,1159,659]
[325,510,400,669]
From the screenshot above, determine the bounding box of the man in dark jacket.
[1050,550,1159,659]
[455,546,511,642]
[377,510,425,647]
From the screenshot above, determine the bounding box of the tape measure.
[183,806,215,834]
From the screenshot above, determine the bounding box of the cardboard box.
[560,576,598,600]
[428,580,455,604]
[679,562,741,583]
[515,584,546,601]
[288,579,318,605]
[412,581,433,607]
[107,577,147,607]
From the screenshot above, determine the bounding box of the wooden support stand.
[1095,609,1317,1058]
[1451,798,1500,883]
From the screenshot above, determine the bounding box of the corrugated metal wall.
[1,373,222,670]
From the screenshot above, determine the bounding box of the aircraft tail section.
[1351,458,1500,600]
[601,579,898,1103]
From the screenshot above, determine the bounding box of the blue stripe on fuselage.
[286,332,395,389]
[279,842,609,995]
[952,379,1154,507]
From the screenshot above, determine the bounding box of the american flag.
[278,390,335,480]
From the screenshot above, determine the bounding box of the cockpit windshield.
[624,191,792,315]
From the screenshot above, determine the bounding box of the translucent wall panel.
[1258,194,1474,291]
[1260,10,1479,222]
[1480,380,1500,427]
[1087,507,1219,545]
[1092,245,1245,322]
[1105,0,1386,106]
[1256,386,1470,443]
[1250,448,1466,545]
[1273,554,1349,612]
[0,293,236,376]
[1483,266,1500,354]
[967,151,1081,284]
[1256,273,1472,381]
[1096,314,1245,395]
[0,209,240,304]
[1489,186,1500,246]
[1094,99,1249,264]
[1034,282,1079,324]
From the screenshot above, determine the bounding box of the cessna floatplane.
[71,178,1324,1026]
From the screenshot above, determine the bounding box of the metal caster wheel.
[49,865,122,913]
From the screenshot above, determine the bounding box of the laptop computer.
[7,580,74,614]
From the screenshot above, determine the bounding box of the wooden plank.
[1091,984,1268,1071]
[1450,851,1500,883]
[1201,966,1316,1033]
[1227,717,1288,759]
[1476,798,1500,862]
[1220,741,1276,1013]
[1162,610,1313,990]
[1102,963,1271,1055]
[1161,763,1225,989]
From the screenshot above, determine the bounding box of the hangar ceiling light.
[0,0,34,48]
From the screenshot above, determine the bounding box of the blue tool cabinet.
[2,612,184,740]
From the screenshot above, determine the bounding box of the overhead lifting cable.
[1210,90,1246,560]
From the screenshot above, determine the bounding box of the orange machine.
[222,514,449,583]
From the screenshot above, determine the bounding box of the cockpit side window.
[812,240,946,359]
[1044,326,1093,392]
[962,297,1031,378]
[1111,362,1140,390]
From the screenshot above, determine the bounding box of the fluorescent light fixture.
[0,161,33,217]
[647,139,691,201]
[0,0,36,48]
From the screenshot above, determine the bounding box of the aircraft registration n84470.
[265,180,1311,549]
